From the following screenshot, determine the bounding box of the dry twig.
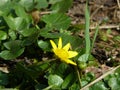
[80,65,120,90]
[90,25,120,30]
[117,0,120,9]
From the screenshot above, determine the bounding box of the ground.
[68,0,120,78]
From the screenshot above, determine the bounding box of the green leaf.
[114,35,120,42]
[48,74,63,87]
[0,0,9,6]
[22,31,39,46]
[40,32,62,38]
[4,16,27,30]
[19,0,34,11]
[49,0,62,4]
[108,77,120,90]
[38,40,50,51]
[90,81,108,90]
[55,63,68,77]
[40,33,83,50]
[14,4,30,20]
[35,84,46,90]
[0,0,12,15]
[14,4,27,17]
[35,0,48,9]
[4,16,16,30]
[61,35,83,50]
[24,62,50,79]
[84,72,95,82]
[8,29,17,40]
[19,28,37,37]
[40,32,83,49]
[3,40,22,50]
[81,80,88,87]
[62,73,75,89]
[13,17,28,30]
[0,40,24,60]
[78,54,89,63]
[69,83,80,90]
[51,0,73,13]
[42,13,71,30]
[0,30,7,40]
[0,49,24,60]
[0,71,8,86]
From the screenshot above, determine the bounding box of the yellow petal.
[64,59,77,66]
[50,40,57,49]
[58,37,62,49]
[63,43,70,51]
[68,51,78,58]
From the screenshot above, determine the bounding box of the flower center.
[55,49,69,60]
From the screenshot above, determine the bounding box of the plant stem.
[37,58,57,65]
[35,24,40,30]
[76,67,82,88]
[43,85,54,90]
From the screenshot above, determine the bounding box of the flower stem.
[35,24,40,30]
[37,58,57,64]
[76,67,82,88]
[43,85,54,90]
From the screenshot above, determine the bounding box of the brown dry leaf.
[0,67,9,73]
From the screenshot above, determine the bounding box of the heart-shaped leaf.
[0,30,7,40]
[42,13,71,30]
[48,74,63,88]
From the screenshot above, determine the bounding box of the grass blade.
[91,24,99,51]
[85,2,90,54]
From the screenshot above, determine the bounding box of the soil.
[69,0,120,24]
[68,0,120,77]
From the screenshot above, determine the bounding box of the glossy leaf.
[4,16,27,30]
[42,13,71,30]
[3,40,22,50]
[48,74,63,87]
[0,0,8,6]
[40,32,83,50]
[49,0,62,4]
[51,0,73,13]
[35,0,48,9]
[38,40,50,51]
[8,29,17,40]
[0,71,8,86]
[0,0,12,15]
[55,63,69,77]
[0,40,24,60]
[69,83,80,90]
[0,49,24,60]
[0,30,7,40]
[62,73,75,89]
[108,77,120,90]
[19,28,37,37]
[78,54,89,63]
[19,0,34,11]
[14,4,28,18]
[14,4,31,23]
[90,81,107,90]
[22,31,39,46]
[35,84,46,90]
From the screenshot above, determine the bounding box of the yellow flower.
[50,37,78,66]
